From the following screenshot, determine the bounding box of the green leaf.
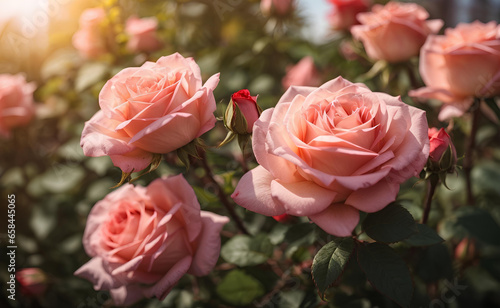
[312,238,355,298]
[221,234,273,267]
[362,203,418,243]
[75,62,109,92]
[416,244,453,283]
[404,224,444,247]
[357,243,414,308]
[216,270,265,306]
[456,207,500,246]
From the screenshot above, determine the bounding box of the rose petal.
[344,179,400,212]
[143,255,192,300]
[309,204,360,237]
[231,166,285,216]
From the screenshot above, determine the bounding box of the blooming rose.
[0,74,35,138]
[261,0,294,16]
[80,53,219,173]
[282,56,322,89]
[125,16,163,53]
[410,21,500,121]
[351,2,443,63]
[232,77,429,237]
[74,175,229,306]
[72,8,108,59]
[328,0,371,31]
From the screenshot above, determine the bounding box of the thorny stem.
[422,174,439,224]
[199,151,249,235]
[464,98,481,205]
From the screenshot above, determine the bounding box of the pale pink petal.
[109,147,153,173]
[143,255,192,300]
[270,181,337,216]
[231,166,286,216]
[189,211,229,276]
[345,180,400,212]
[110,284,145,307]
[74,257,120,290]
[309,204,360,237]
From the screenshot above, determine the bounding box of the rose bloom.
[410,21,500,121]
[261,0,294,16]
[328,0,371,31]
[232,77,429,237]
[0,74,35,138]
[80,53,219,173]
[75,175,229,306]
[282,56,322,89]
[351,1,443,63]
[72,7,108,59]
[125,16,163,53]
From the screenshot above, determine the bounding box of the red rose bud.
[455,238,477,264]
[272,213,292,223]
[425,128,457,184]
[16,268,48,297]
[227,89,262,134]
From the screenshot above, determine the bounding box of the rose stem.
[464,98,481,205]
[199,151,250,235]
[422,174,439,224]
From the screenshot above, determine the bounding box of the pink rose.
[428,127,455,163]
[260,0,294,16]
[410,21,500,121]
[0,74,35,138]
[72,8,108,59]
[125,16,163,53]
[351,1,443,63]
[282,56,322,89]
[328,0,371,31]
[232,77,429,237]
[80,53,219,173]
[74,175,229,306]
[230,89,261,133]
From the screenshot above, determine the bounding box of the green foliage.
[221,234,274,267]
[362,203,418,243]
[404,224,444,247]
[216,270,265,306]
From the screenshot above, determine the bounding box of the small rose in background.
[125,16,163,54]
[16,268,48,297]
[232,77,429,237]
[328,0,371,31]
[0,74,35,138]
[261,0,294,16]
[72,7,108,59]
[410,21,500,121]
[282,56,322,89]
[427,127,457,174]
[80,53,219,173]
[351,1,443,63]
[75,175,229,306]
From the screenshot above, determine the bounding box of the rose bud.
[427,127,457,173]
[455,238,477,264]
[16,268,48,297]
[272,213,292,223]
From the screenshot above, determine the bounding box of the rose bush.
[351,1,443,63]
[232,77,429,236]
[0,74,35,138]
[80,53,219,173]
[74,175,229,306]
[327,0,371,31]
[72,7,108,59]
[410,21,500,120]
[125,16,163,53]
[282,56,322,89]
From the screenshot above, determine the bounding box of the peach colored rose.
[232,77,429,237]
[328,0,371,31]
[410,21,500,121]
[351,2,443,63]
[80,53,219,173]
[125,16,163,53]
[72,7,108,59]
[0,74,35,138]
[261,0,294,16]
[282,56,322,89]
[75,175,229,306]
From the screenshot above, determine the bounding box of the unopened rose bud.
[455,238,477,264]
[428,127,457,172]
[224,89,262,135]
[16,268,48,297]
